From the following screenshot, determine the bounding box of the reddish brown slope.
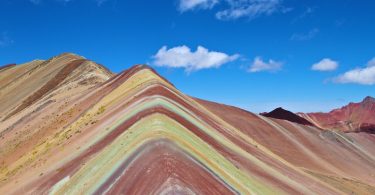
[299,96,375,132]
[195,98,375,194]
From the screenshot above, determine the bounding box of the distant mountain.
[261,107,314,126]
[299,96,375,133]
[1,53,375,194]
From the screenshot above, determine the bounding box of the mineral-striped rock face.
[299,97,375,133]
[1,53,375,194]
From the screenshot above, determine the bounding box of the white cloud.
[216,0,286,20]
[334,58,375,85]
[152,45,239,72]
[248,56,282,73]
[290,28,319,41]
[179,0,218,12]
[311,58,338,71]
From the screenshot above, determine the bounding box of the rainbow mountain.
[1,53,375,194]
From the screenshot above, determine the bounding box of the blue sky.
[1,0,375,112]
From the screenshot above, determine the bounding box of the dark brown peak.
[261,107,290,116]
[262,107,314,126]
[274,107,286,112]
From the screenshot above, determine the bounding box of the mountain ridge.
[1,53,375,194]
[299,96,375,133]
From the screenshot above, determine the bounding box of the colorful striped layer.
[1,55,375,194]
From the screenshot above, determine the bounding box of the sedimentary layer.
[1,54,375,194]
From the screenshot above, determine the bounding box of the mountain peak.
[301,96,375,132]
[120,64,175,87]
[274,107,286,112]
[261,107,314,126]
[363,96,375,103]
[57,52,85,59]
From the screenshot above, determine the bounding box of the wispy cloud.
[311,58,338,71]
[30,0,74,5]
[334,58,375,85]
[179,0,218,12]
[248,56,283,73]
[152,45,239,72]
[290,28,319,41]
[291,7,315,23]
[96,0,109,6]
[0,32,14,47]
[178,0,291,20]
[216,0,289,20]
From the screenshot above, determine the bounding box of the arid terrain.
[298,97,375,134]
[1,53,375,194]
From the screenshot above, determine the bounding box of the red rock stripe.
[95,139,236,195]
[4,59,87,120]
[29,105,292,194]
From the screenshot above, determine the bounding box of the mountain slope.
[299,97,375,133]
[0,53,113,178]
[196,98,375,194]
[0,53,112,120]
[1,54,375,194]
[0,64,16,72]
